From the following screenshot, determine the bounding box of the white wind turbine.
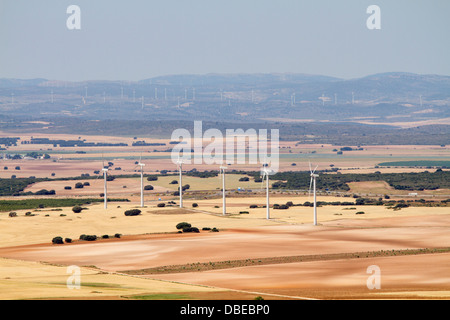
[261,164,270,220]
[138,155,146,207]
[220,166,227,216]
[177,158,184,208]
[309,162,319,226]
[98,156,109,209]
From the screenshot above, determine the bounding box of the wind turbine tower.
[261,165,270,220]
[309,162,319,226]
[138,157,145,207]
[102,165,109,209]
[177,159,184,208]
[220,166,227,215]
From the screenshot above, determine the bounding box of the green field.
[378,160,450,167]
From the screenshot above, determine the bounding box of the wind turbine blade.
[313,165,318,174]
[260,171,266,190]
[309,161,312,173]
[309,177,313,197]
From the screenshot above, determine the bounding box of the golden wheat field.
[1,193,450,300]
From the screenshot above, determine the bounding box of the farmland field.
[378,160,450,167]
[0,132,450,301]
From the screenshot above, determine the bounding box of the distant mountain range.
[0,72,449,125]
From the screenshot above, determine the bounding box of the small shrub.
[64,186,72,190]
[79,234,97,241]
[170,180,178,184]
[65,238,72,243]
[356,211,365,215]
[192,203,198,208]
[147,175,158,181]
[114,233,121,238]
[394,203,409,209]
[176,222,191,230]
[52,236,64,244]
[9,212,17,217]
[74,182,84,189]
[249,204,258,208]
[124,209,141,216]
[144,185,154,190]
[72,206,83,213]
[239,211,249,214]
[102,235,109,239]
[183,227,199,233]
[211,227,219,232]
[202,227,211,231]
[157,203,166,207]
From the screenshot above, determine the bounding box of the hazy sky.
[1,0,449,81]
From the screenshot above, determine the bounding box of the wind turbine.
[309,162,319,226]
[220,166,227,215]
[177,158,183,208]
[138,155,146,207]
[99,156,109,209]
[261,164,270,220]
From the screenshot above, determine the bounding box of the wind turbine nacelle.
[311,174,319,178]
[261,168,274,176]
